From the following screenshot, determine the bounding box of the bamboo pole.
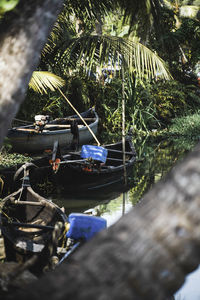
[58,88,100,146]
[121,60,127,186]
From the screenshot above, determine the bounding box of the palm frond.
[115,0,162,38]
[64,0,113,20]
[179,5,199,18]
[61,35,171,81]
[29,71,65,94]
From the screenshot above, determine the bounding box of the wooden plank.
[44,124,71,128]
[14,124,84,131]
[45,124,85,129]
[11,200,46,206]
[106,157,125,162]
[16,128,37,132]
[107,148,133,155]
[10,221,54,230]
[54,117,96,122]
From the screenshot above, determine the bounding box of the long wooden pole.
[122,59,127,186]
[58,88,100,146]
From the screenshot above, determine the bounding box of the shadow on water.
[48,135,197,224]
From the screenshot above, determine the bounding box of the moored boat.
[0,164,107,275]
[0,135,136,196]
[0,164,68,274]
[46,135,137,193]
[7,108,99,153]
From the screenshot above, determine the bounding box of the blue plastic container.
[81,145,108,163]
[66,213,107,241]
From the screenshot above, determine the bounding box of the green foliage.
[130,135,192,203]
[16,74,94,121]
[14,0,200,142]
[149,5,200,82]
[0,0,19,15]
[0,151,31,169]
[166,111,200,138]
[103,10,131,37]
[132,80,200,133]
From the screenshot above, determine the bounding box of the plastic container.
[81,145,108,163]
[66,213,107,241]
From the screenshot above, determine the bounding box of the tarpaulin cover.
[81,145,108,163]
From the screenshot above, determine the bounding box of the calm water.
[51,135,195,218]
[50,135,197,300]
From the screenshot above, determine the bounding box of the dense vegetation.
[1,0,200,146]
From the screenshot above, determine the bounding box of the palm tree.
[38,1,171,90]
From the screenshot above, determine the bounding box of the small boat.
[1,136,136,195]
[0,164,107,275]
[46,135,137,193]
[7,108,99,153]
[0,164,68,274]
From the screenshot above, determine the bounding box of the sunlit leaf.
[0,0,19,14]
[29,71,65,94]
[179,6,199,18]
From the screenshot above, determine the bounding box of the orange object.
[82,166,92,172]
[49,158,61,172]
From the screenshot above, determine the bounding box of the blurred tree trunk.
[5,142,200,300]
[0,0,63,148]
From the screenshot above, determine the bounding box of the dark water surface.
[51,136,195,222]
[50,135,198,300]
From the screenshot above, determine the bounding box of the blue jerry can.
[81,145,108,163]
[66,213,107,241]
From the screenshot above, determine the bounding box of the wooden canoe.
[0,136,136,196]
[7,108,99,153]
[51,136,137,192]
[0,166,68,274]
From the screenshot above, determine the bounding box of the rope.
[58,222,70,253]
[0,210,12,223]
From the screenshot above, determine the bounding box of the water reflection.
[92,192,133,227]
[51,191,134,227]
[50,136,197,226]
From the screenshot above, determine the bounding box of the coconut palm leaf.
[61,35,171,81]
[43,0,164,59]
[116,0,161,34]
[179,5,199,18]
[162,0,200,19]
[29,71,65,94]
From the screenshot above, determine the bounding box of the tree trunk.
[0,0,63,148]
[4,142,200,299]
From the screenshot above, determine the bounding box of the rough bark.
[4,143,200,299]
[0,0,63,147]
